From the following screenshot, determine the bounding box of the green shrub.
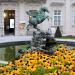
[54,26,62,38]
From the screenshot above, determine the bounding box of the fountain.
[26,7,56,54]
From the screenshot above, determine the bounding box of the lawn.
[57,35,75,39]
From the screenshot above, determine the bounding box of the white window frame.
[53,10,61,26]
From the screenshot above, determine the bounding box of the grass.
[57,35,75,39]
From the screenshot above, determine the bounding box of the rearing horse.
[26,7,50,31]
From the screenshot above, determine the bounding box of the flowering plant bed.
[0,44,75,75]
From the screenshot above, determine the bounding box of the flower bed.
[0,44,75,75]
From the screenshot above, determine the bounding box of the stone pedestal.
[31,31,56,50]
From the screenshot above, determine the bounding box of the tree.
[54,26,62,38]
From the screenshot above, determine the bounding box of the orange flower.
[54,51,62,55]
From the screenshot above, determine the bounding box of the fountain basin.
[0,36,75,64]
[0,41,31,64]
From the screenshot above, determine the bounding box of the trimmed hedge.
[54,26,62,38]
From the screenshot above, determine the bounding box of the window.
[10,19,14,28]
[72,10,75,26]
[53,10,61,26]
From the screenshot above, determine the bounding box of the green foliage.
[28,66,47,75]
[54,26,62,38]
[58,35,75,39]
[0,64,6,67]
[8,65,17,71]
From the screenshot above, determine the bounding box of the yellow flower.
[70,71,75,75]
[31,67,36,71]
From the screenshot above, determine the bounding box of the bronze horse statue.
[26,7,50,31]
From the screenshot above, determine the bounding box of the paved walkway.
[56,38,75,42]
[0,60,8,64]
[0,36,32,44]
[0,36,75,44]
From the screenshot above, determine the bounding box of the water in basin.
[0,42,30,62]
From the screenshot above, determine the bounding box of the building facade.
[0,0,75,36]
